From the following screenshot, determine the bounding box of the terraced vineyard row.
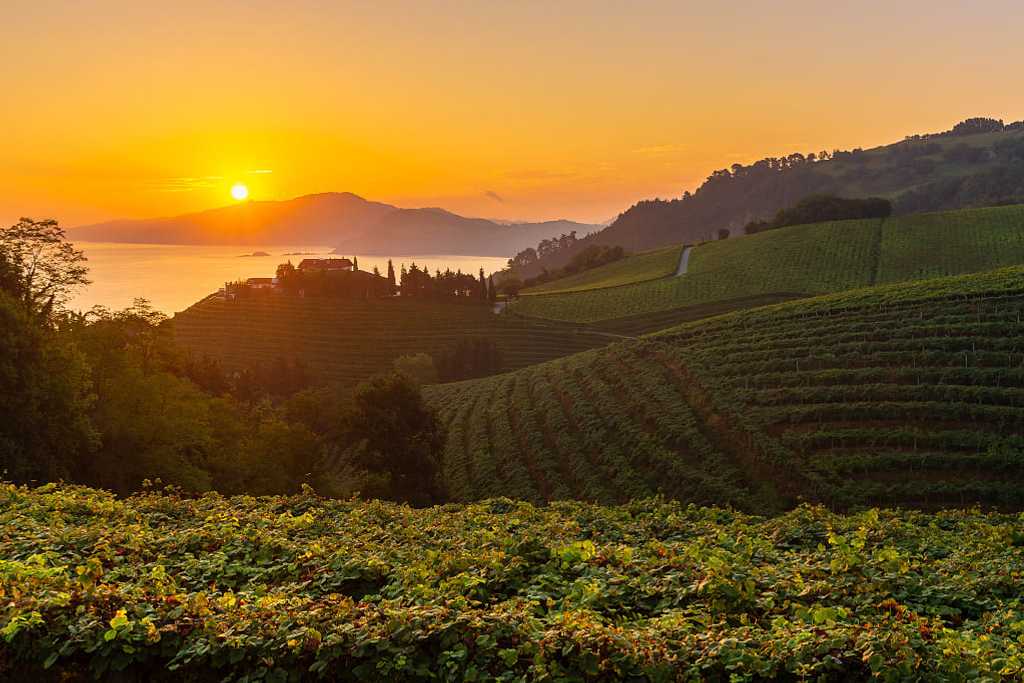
[428,346,766,509]
[511,203,1024,323]
[429,266,1024,510]
[172,296,611,385]
[878,204,1024,282]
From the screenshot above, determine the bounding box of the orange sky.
[3,0,1023,227]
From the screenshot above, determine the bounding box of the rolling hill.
[427,266,1024,512]
[171,296,613,386]
[71,192,600,256]
[510,204,1024,323]
[521,244,683,296]
[507,117,1024,280]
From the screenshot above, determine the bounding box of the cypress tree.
[387,260,397,295]
[488,275,497,302]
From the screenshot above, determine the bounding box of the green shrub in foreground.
[2,483,1024,681]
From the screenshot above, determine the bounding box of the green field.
[510,204,1024,323]
[5,483,1024,681]
[429,266,1024,511]
[172,296,612,385]
[521,244,683,295]
[879,205,1024,281]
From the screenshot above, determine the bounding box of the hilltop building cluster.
[219,256,497,302]
[220,257,357,298]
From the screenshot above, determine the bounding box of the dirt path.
[674,245,693,276]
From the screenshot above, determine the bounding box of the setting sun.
[230,183,249,201]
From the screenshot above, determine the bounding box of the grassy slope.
[428,266,1024,511]
[510,204,1024,324]
[5,485,1023,681]
[879,205,1024,282]
[172,296,612,385]
[521,244,682,295]
[509,219,881,323]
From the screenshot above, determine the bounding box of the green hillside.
[5,484,1024,681]
[172,296,612,385]
[521,244,682,295]
[510,204,1024,323]
[428,266,1024,511]
[506,119,1024,280]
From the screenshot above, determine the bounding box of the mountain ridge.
[71,192,601,257]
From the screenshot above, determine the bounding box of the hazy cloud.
[247,169,273,175]
[145,176,224,193]
[634,144,688,157]
[484,190,504,203]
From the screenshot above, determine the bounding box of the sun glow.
[230,183,249,201]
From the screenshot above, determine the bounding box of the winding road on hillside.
[675,246,693,276]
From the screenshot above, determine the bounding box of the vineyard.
[521,245,683,296]
[510,204,1024,323]
[429,266,1024,510]
[4,483,1024,681]
[172,296,611,385]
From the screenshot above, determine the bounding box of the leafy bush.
[745,194,892,234]
[393,353,439,385]
[2,486,1024,681]
[330,373,446,507]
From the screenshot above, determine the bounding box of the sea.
[68,242,510,315]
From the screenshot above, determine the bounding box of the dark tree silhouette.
[340,373,446,506]
[0,218,89,317]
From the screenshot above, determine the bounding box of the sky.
[3,0,1024,227]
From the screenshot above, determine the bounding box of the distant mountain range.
[71,192,601,257]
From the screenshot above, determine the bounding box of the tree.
[353,256,359,271]
[276,260,296,281]
[336,373,445,506]
[0,248,19,297]
[717,228,730,240]
[501,278,523,297]
[0,292,96,483]
[951,117,1004,136]
[479,267,487,300]
[745,195,891,234]
[393,353,439,386]
[222,417,321,496]
[386,259,397,294]
[0,218,89,317]
[488,275,497,302]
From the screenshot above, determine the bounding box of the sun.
[230,182,249,201]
